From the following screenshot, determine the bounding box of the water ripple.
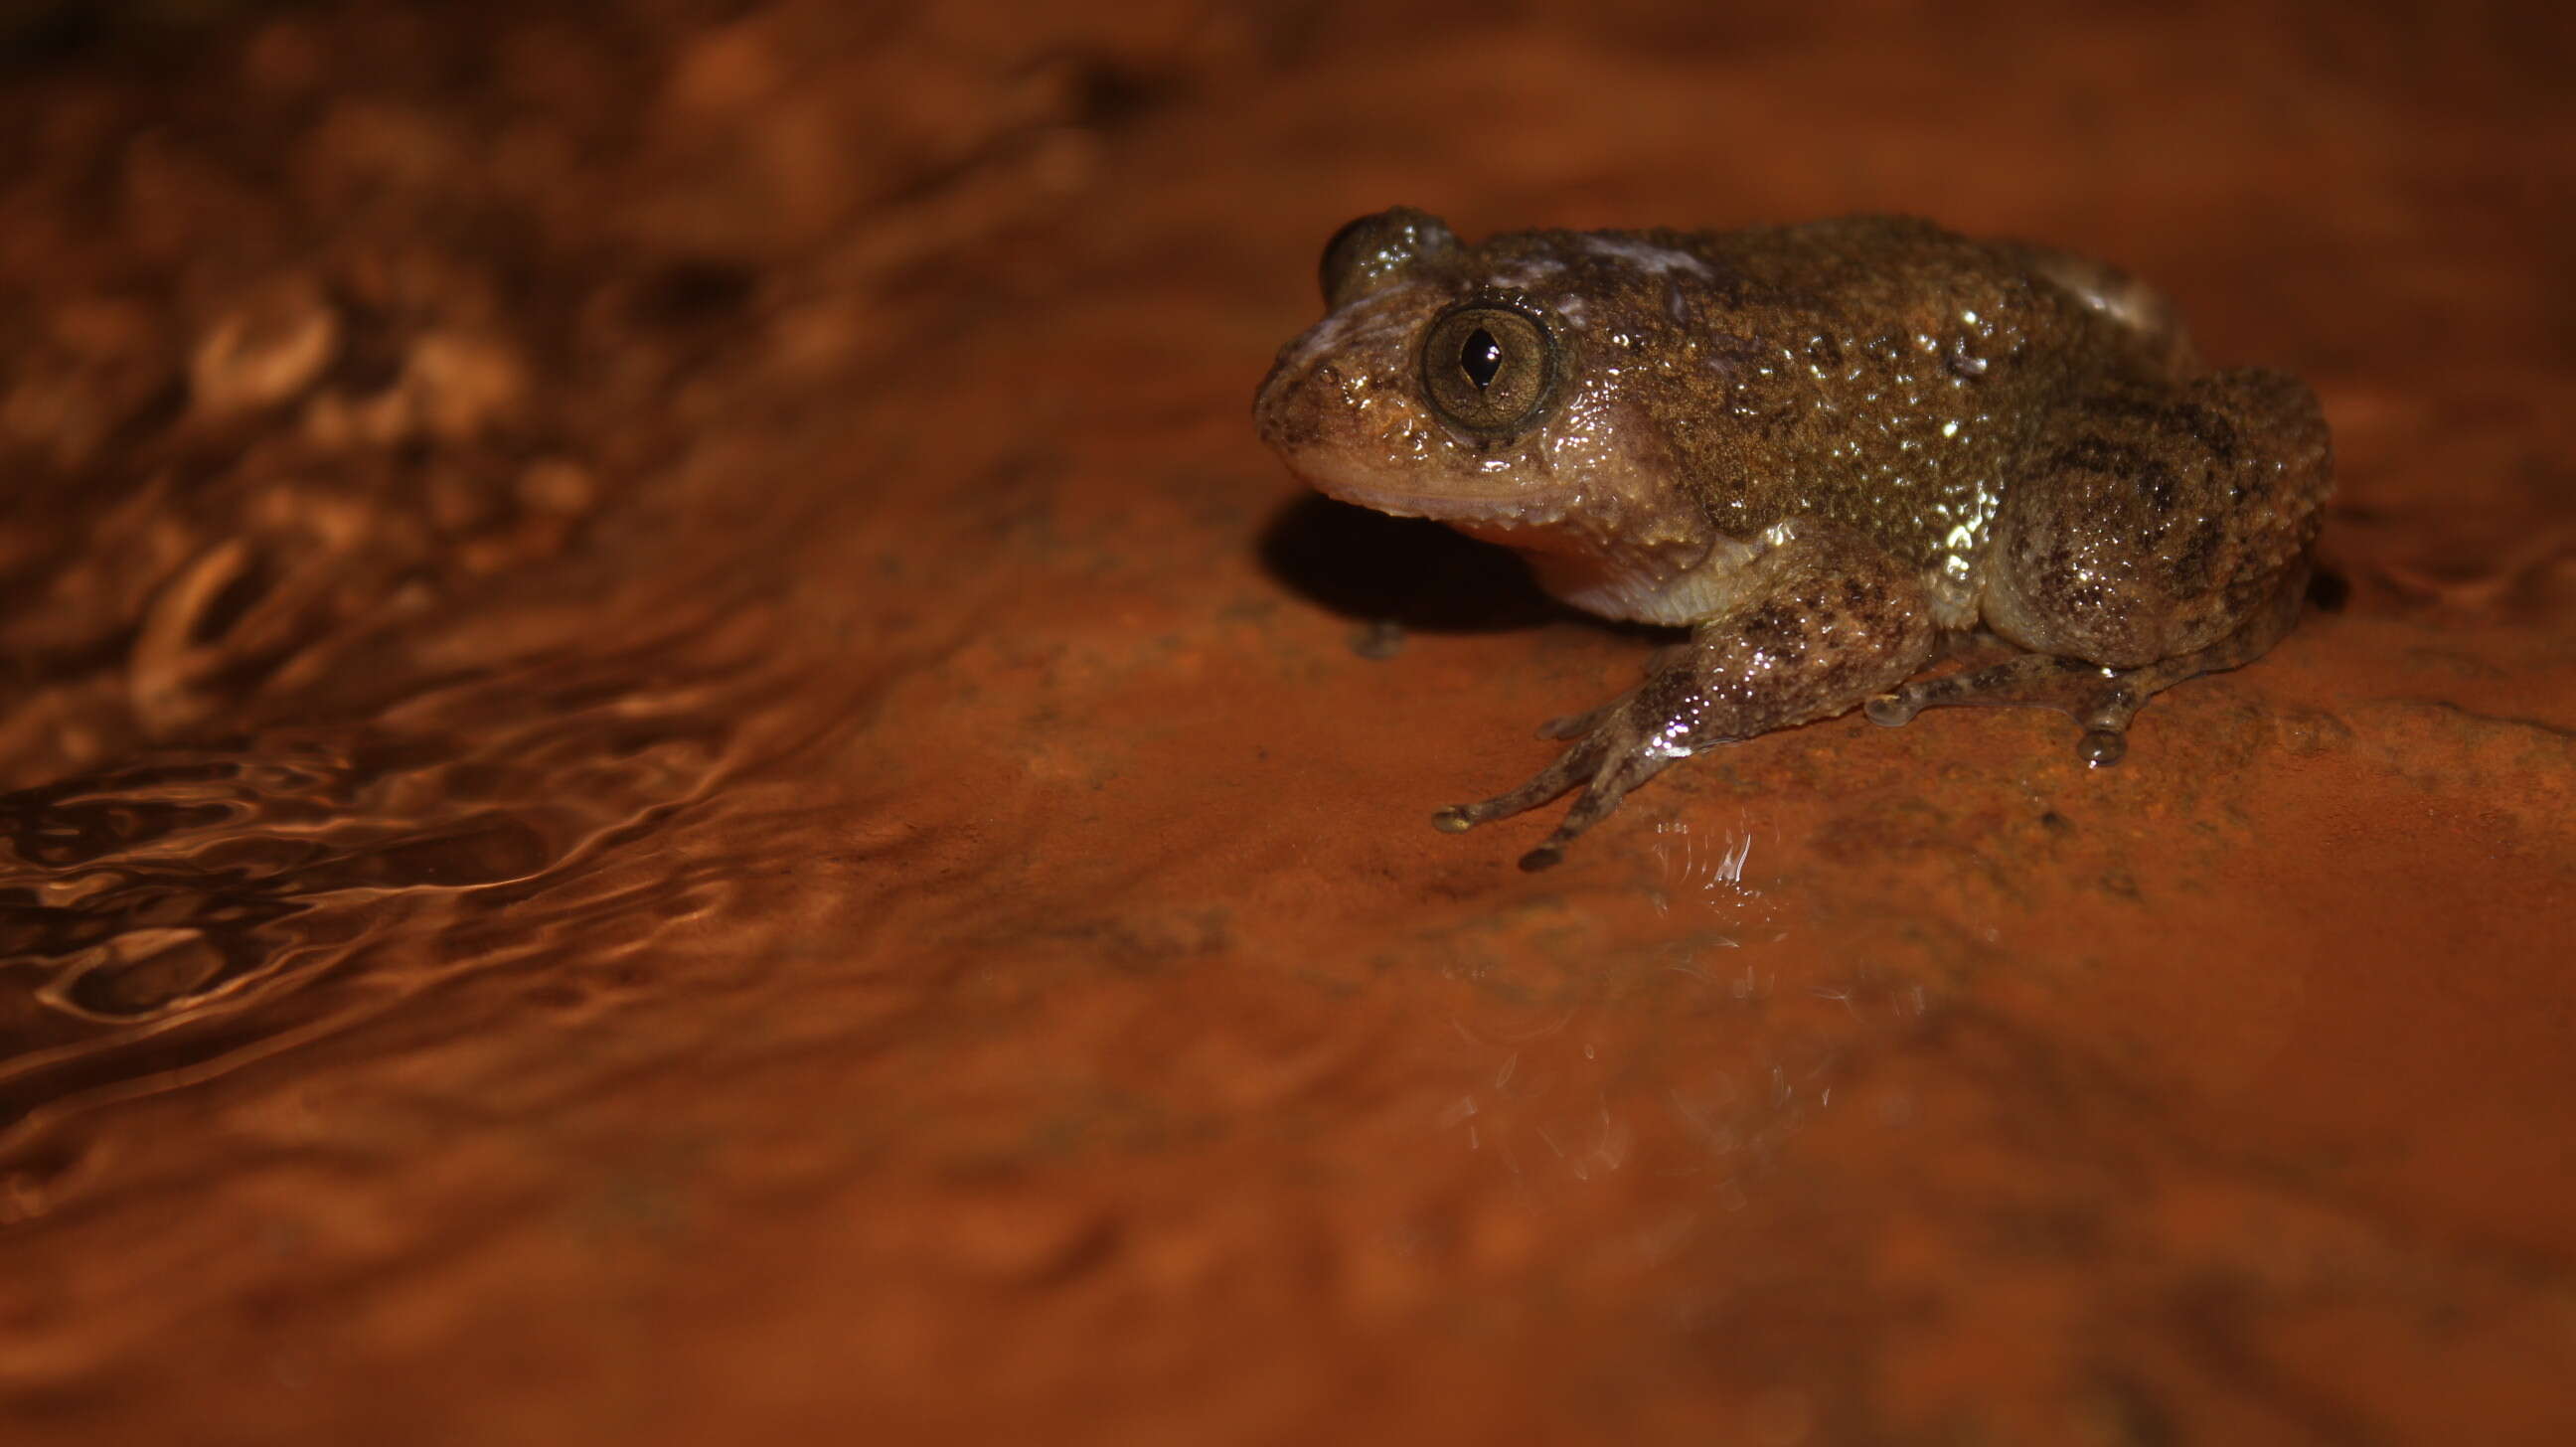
[0,654,767,1173]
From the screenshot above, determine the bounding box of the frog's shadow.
[1258,495,1678,640]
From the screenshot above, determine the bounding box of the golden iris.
[1421,300,1558,436]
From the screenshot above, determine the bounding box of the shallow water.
[2,2,2571,1443]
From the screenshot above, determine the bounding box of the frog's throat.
[1310,471,1744,626]
[1320,489,1561,530]
[1448,513,1755,627]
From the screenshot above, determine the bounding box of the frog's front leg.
[1436,521,1939,871]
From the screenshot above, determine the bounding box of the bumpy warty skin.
[1253,208,2331,868]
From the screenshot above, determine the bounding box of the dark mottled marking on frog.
[1740,601,1803,645]
[1699,331,1770,378]
[2168,517,2224,595]
[2048,436,2152,476]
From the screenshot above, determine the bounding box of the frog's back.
[1673,216,2170,368]
[1579,216,2168,593]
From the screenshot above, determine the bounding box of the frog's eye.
[1421,301,1559,437]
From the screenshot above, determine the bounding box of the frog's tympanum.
[1253,211,2332,870]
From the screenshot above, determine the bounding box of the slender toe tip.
[1431,807,1475,834]
[1862,694,1911,726]
[1517,845,1563,873]
[2078,728,2127,766]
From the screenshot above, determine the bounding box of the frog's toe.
[1862,691,1922,726]
[1513,745,1677,871]
[1432,706,1683,871]
[1431,729,1613,835]
[2076,728,2128,766]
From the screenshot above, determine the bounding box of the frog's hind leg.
[1914,367,2330,763]
[1865,564,2309,764]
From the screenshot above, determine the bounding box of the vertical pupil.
[1459,327,1504,390]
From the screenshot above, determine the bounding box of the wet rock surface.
[0,2,2570,1443]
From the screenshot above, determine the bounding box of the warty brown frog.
[1254,210,2331,870]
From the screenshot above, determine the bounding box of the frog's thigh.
[1981,367,2329,668]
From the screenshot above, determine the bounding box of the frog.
[1251,209,2332,871]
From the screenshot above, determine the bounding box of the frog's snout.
[1252,352,1334,453]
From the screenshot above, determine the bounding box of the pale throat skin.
[1252,208,2333,872]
